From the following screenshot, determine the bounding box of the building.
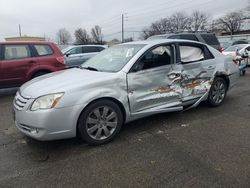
[5,36,45,41]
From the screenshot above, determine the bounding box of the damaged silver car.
[13,39,239,145]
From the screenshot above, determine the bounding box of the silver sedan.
[13,39,239,145]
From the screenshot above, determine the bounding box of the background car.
[14,39,239,145]
[0,41,65,89]
[220,41,232,51]
[62,45,107,67]
[232,39,249,45]
[147,32,223,52]
[223,44,250,58]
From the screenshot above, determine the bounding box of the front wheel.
[78,99,123,145]
[207,77,227,107]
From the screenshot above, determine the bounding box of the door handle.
[168,72,180,79]
[207,66,215,70]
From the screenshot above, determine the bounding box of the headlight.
[30,93,64,111]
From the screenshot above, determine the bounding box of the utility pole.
[19,24,22,37]
[122,14,124,43]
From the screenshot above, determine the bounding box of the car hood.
[20,68,116,98]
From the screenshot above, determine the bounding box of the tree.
[189,10,208,31]
[169,12,191,32]
[140,18,173,39]
[56,28,72,45]
[74,28,91,44]
[91,25,103,44]
[217,12,244,35]
[140,12,191,39]
[124,37,133,42]
[140,27,158,40]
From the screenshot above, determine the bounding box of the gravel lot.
[0,72,250,188]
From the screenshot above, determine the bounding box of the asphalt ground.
[0,71,250,188]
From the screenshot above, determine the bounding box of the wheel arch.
[214,72,230,91]
[28,69,52,79]
[76,97,127,135]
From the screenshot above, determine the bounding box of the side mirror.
[65,52,71,57]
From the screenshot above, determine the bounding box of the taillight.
[232,59,238,65]
[56,57,65,64]
[218,47,223,53]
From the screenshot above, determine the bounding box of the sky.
[0,0,248,42]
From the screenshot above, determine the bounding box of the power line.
[128,0,213,20]
[122,0,213,30]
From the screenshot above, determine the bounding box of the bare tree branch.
[216,12,244,35]
[56,28,72,45]
[189,10,208,31]
[74,28,91,44]
[91,25,103,44]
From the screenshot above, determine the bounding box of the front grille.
[14,91,31,110]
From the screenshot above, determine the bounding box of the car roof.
[71,44,107,47]
[121,39,207,46]
[0,41,54,45]
[232,44,250,48]
[148,32,214,38]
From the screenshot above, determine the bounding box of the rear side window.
[68,47,82,55]
[200,34,219,45]
[34,44,53,56]
[97,47,105,52]
[168,35,180,39]
[180,34,199,41]
[84,46,100,53]
[4,45,31,60]
[179,44,214,64]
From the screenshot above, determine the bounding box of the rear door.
[81,46,101,63]
[65,46,84,66]
[127,43,182,113]
[0,44,4,86]
[176,42,215,101]
[0,44,36,87]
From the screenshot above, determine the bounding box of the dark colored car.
[147,32,223,52]
[0,41,65,88]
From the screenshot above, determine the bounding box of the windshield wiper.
[81,66,99,71]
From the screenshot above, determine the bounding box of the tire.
[77,99,123,145]
[207,77,227,107]
[32,71,50,79]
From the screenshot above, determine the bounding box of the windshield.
[81,44,145,72]
[224,45,245,52]
[61,46,73,54]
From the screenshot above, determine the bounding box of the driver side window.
[131,45,173,72]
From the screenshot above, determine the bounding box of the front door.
[127,44,182,113]
[65,46,84,66]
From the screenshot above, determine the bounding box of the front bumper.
[13,103,84,141]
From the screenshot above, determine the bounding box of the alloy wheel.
[210,80,226,104]
[86,106,118,140]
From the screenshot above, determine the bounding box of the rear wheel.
[207,77,227,107]
[78,99,123,145]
